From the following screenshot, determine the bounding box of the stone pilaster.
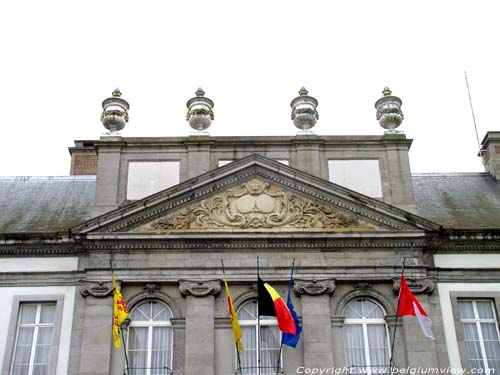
[294,279,335,368]
[179,280,221,375]
[78,281,114,375]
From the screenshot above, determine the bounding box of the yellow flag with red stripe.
[112,273,129,348]
[223,271,244,351]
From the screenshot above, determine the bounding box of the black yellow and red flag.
[258,277,296,335]
[112,273,129,348]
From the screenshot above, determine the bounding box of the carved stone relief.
[135,179,375,232]
[392,277,435,295]
[294,279,336,296]
[179,280,221,298]
[80,281,114,298]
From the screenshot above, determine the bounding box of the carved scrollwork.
[80,281,114,298]
[179,280,221,298]
[392,277,435,295]
[294,279,336,296]
[138,179,372,232]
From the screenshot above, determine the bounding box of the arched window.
[237,300,281,374]
[127,301,173,375]
[343,299,390,375]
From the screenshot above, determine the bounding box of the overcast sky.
[1,0,499,176]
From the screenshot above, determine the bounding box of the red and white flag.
[397,272,434,339]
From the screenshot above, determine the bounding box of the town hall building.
[0,88,499,375]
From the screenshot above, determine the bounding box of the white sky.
[1,0,499,176]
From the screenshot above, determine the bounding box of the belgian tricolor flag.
[258,277,296,335]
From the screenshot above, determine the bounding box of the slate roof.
[0,172,498,233]
[0,176,96,233]
[412,173,500,228]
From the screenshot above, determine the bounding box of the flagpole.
[257,256,261,375]
[221,260,243,374]
[110,256,130,372]
[276,258,294,375]
[389,257,406,372]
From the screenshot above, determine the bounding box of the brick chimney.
[480,131,500,180]
[68,140,98,175]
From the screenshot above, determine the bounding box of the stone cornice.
[179,280,221,297]
[294,279,335,296]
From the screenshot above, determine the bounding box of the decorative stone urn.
[186,87,214,132]
[101,88,129,134]
[375,87,404,132]
[290,87,319,131]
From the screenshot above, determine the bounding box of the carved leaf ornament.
[137,179,375,233]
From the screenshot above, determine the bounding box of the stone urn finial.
[186,87,214,132]
[291,87,319,131]
[375,87,404,132]
[101,88,129,134]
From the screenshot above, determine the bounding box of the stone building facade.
[1,90,500,375]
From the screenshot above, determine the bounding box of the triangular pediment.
[73,155,440,234]
[133,178,377,233]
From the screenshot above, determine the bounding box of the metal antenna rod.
[464,71,482,151]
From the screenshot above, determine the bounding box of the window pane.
[129,349,147,375]
[487,359,500,375]
[261,325,281,373]
[13,344,32,365]
[345,300,364,319]
[363,301,384,319]
[367,325,389,366]
[20,305,37,324]
[131,303,150,321]
[459,301,475,319]
[152,302,171,321]
[39,304,56,324]
[482,323,500,341]
[345,324,366,368]
[16,327,34,346]
[463,323,480,341]
[37,327,54,346]
[12,364,30,375]
[129,327,148,350]
[468,359,485,371]
[477,301,495,319]
[240,326,256,374]
[152,327,169,351]
[31,364,49,375]
[238,301,257,320]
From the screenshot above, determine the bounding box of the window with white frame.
[343,299,390,375]
[237,300,281,375]
[127,301,173,375]
[11,302,57,375]
[458,300,500,373]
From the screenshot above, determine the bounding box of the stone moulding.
[179,280,221,297]
[294,278,336,296]
[80,280,114,298]
[392,277,435,295]
[136,179,374,233]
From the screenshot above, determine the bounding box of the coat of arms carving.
[135,179,374,232]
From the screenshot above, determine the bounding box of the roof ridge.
[0,176,97,181]
[412,172,489,177]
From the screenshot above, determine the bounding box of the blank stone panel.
[127,161,180,200]
[328,159,382,198]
